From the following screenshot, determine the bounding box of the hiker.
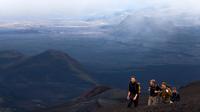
[127,75,140,108]
[170,87,180,103]
[148,79,161,106]
[160,82,172,104]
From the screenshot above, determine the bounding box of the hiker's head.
[172,87,177,93]
[161,82,167,89]
[130,75,136,83]
[149,79,156,86]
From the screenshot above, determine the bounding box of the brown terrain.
[35,81,200,112]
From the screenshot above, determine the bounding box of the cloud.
[0,0,200,19]
[0,0,133,17]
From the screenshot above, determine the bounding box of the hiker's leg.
[127,99,133,108]
[152,97,157,105]
[134,96,139,107]
[148,96,152,106]
[156,96,160,104]
[134,99,138,107]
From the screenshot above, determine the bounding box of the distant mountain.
[36,81,200,112]
[2,49,96,84]
[0,49,97,111]
[0,50,25,69]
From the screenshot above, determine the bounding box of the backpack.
[138,82,141,94]
[167,87,172,96]
[161,87,172,98]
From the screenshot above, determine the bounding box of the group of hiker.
[127,75,180,108]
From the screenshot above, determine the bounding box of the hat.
[162,81,167,86]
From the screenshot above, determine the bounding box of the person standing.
[148,79,161,106]
[160,82,172,104]
[127,75,140,108]
[170,87,180,103]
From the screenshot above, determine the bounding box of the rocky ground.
[36,81,200,112]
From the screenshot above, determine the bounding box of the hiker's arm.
[177,94,181,101]
[133,94,138,100]
[133,84,139,100]
[127,91,130,100]
[127,91,130,97]
[155,86,161,93]
[127,84,131,97]
[155,90,161,93]
[148,87,150,91]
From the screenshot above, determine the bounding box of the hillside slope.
[36,81,200,112]
[0,49,97,111]
[0,50,25,68]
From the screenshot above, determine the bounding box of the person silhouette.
[127,75,140,108]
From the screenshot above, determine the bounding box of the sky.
[0,0,200,20]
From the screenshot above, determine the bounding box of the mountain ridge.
[0,49,97,111]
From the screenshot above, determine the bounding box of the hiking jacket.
[161,88,172,103]
[171,92,180,102]
[149,85,161,97]
[128,82,140,95]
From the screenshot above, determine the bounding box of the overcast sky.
[0,0,200,19]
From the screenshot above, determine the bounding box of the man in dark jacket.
[148,79,161,106]
[171,87,180,103]
[127,75,140,108]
